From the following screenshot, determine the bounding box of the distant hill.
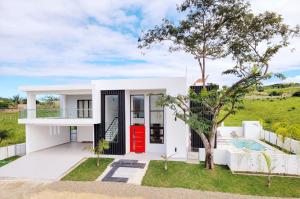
[225,83,300,131]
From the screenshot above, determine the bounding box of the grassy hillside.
[0,111,25,147]
[223,97,300,130]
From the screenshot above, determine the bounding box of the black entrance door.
[96,90,125,155]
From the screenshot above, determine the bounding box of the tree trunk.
[97,154,100,167]
[205,147,214,169]
[267,175,271,188]
[199,132,215,170]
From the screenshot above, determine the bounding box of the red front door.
[130,125,145,153]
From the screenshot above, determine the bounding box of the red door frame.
[130,125,145,153]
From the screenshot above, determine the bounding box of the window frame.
[77,99,92,118]
[149,94,164,144]
[130,95,145,126]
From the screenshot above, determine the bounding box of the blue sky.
[0,0,300,98]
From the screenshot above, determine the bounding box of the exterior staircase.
[105,117,118,142]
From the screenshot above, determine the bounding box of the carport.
[0,142,93,180]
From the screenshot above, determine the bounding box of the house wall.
[165,81,188,159]
[77,126,94,142]
[127,90,167,155]
[65,95,92,118]
[26,124,70,153]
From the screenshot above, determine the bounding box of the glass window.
[130,95,144,125]
[149,94,164,144]
[105,95,119,143]
[77,100,92,118]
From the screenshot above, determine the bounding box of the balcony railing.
[19,108,93,119]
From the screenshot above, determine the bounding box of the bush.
[0,101,10,109]
[272,122,288,132]
[288,107,296,111]
[292,91,300,97]
[269,91,283,96]
[288,124,300,141]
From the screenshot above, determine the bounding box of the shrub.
[275,127,289,142]
[272,122,288,132]
[264,118,272,124]
[0,101,10,109]
[288,107,296,111]
[292,91,300,97]
[288,125,300,141]
[269,91,283,96]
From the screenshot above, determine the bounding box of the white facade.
[18,77,189,159]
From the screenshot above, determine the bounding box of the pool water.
[231,139,267,151]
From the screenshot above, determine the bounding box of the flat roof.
[19,77,187,93]
[19,84,92,94]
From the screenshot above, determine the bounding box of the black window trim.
[77,99,92,118]
[149,94,164,144]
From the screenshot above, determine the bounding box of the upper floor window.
[77,100,92,118]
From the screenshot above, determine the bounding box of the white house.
[18,77,191,159]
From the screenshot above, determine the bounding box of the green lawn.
[61,158,114,181]
[0,111,25,147]
[142,161,300,198]
[0,156,20,167]
[223,97,300,131]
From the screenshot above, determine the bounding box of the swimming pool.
[231,139,267,151]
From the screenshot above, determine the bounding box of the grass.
[0,111,25,147]
[61,158,113,181]
[142,161,300,198]
[223,97,300,131]
[0,156,20,167]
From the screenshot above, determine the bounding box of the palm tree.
[11,95,21,108]
[262,152,275,188]
[87,139,109,167]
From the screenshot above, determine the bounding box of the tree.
[139,0,248,87]
[86,139,109,167]
[0,130,10,144]
[139,0,299,169]
[11,95,22,108]
[41,96,58,107]
[262,152,275,188]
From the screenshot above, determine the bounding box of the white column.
[60,95,66,118]
[27,93,36,118]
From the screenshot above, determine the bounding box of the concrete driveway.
[0,142,92,181]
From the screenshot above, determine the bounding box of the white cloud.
[0,0,299,87]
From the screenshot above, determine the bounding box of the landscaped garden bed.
[0,156,20,167]
[142,160,300,198]
[61,158,113,181]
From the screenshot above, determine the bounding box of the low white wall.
[217,126,243,138]
[77,126,93,142]
[0,143,26,160]
[199,148,230,165]
[243,121,261,140]
[228,151,300,175]
[261,130,300,154]
[26,125,70,153]
[200,148,300,175]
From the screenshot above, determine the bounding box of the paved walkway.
[0,143,92,181]
[0,180,284,199]
[98,159,149,185]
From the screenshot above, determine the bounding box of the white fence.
[261,130,300,154]
[199,148,300,175]
[0,143,26,160]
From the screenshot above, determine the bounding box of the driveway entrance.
[0,142,92,180]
